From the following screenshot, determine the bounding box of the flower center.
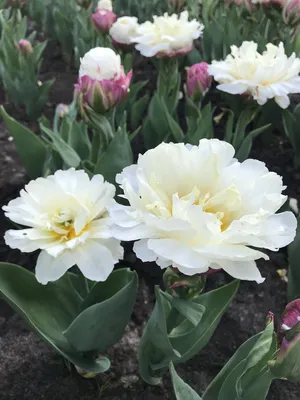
[47,210,87,241]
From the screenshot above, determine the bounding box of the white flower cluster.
[109,11,203,57]
[3,140,296,285]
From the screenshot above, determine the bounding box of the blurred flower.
[133,11,204,58]
[56,103,69,118]
[18,39,33,56]
[186,62,212,100]
[92,9,117,33]
[75,47,132,113]
[3,169,123,284]
[110,139,297,283]
[208,41,300,109]
[109,16,139,48]
[96,0,113,11]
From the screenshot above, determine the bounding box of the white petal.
[147,239,210,271]
[220,260,265,284]
[75,240,117,281]
[36,250,74,285]
[133,239,157,262]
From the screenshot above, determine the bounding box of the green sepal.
[138,280,239,385]
[170,362,202,400]
[0,106,48,178]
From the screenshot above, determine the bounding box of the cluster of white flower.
[3,140,296,285]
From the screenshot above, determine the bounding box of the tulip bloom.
[133,11,204,58]
[75,47,132,113]
[110,139,297,283]
[208,41,300,109]
[3,169,123,284]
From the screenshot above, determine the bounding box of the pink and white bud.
[18,39,33,56]
[91,9,117,33]
[109,16,139,49]
[186,62,212,100]
[75,47,132,114]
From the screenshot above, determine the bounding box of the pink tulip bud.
[269,299,300,381]
[186,62,212,100]
[91,9,117,33]
[18,40,33,56]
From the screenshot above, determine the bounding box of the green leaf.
[236,321,276,396]
[0,263,110,373]
[171,280,240,363]
[40,124,81,168]
[139,281,239,385]
[288,216,300,301]
[143,94,170,149]
[0,106,48,178]
[94,129,133,184]
[170,362,202,400]
[203,333,264,400]
[235,124,271,162]
[217,359,246,400]
[64,269,138,353]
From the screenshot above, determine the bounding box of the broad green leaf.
[203,333,263,400]
[64,269,138,352]
[139,281,239,385]
[288,216,300,301]
[0,106,48,178]
[0,263,110,373]
[170,362,202,400]
[94,130,133,184]
[218,359,246,400]
[171,280,240,362]
[139,286,180,385]
[235,124,271,162]
[144,94,170,149]
[236,321,276,396]
[40,124,81,168]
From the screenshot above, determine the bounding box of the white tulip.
[110,139,297,283]
[97,0,113,11]
[79,47,122,80]
[109,16,139,45]
[3,169,123,284]
[133,11,204,58]
[208,41,300,109]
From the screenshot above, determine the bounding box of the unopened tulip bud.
[75,47,132,114]
[18,39,33,56]
[186,62,212,101]
[91,9,117,33]
[269,299,300,382]
[56,103,69,118]
[163,267,206,299]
